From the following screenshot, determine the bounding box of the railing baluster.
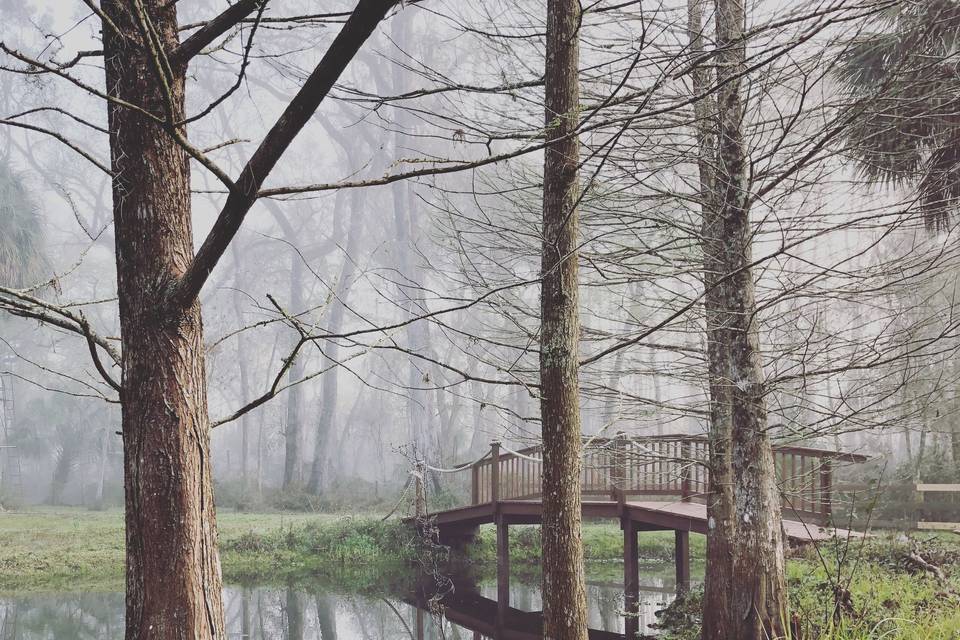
[820,459,832,521]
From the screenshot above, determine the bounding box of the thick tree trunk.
[687,0,735,634]
[540,0,588,637]
[102,3,225,638]
[386,14,439,465]
[698,0,788,637]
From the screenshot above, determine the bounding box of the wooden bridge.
[413,434,867,636]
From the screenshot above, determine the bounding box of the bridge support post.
[623,517,639,638]
[496,517,510,617]
[675,529,690,595]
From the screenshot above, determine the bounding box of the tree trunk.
[687,0,735,634]
[697,0,789,637]
[101,2,225,638]
[283,255,305,489]
[915,414,928,483]
[387,13,438,465]
[951,422,960,475]
[540,0,588,637]
[231,248,252,497]
[307,190,361,494]
[96,426,109,505]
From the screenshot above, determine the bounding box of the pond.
[0,563,689,638]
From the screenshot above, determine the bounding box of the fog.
[1,0,957,520]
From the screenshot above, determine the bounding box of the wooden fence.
[448,434,867,526]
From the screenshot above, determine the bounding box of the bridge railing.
[453,435,866,526]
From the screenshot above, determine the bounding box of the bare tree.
[540,0,589,637]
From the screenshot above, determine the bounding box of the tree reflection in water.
[0,566,684,639]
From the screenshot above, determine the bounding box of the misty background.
[0,0,957,522]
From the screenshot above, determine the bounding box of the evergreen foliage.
[0,165,46,288]
[838,0,960,232]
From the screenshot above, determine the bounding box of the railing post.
[612,431,627,503]
[471,463,479,505]
[414,461,427,518]
[491,441,501,507]
[820,458,833,522]
[681,439,692,502]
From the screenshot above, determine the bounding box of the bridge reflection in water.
[405,572,683,639]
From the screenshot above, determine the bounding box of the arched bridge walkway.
[410,434,868,637]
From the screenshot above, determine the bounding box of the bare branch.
[169,0,401,311]
[170,0,263,67]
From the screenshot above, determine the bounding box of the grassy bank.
[657,534,960,640]
[0,508,401,591]
[0,508,707,592]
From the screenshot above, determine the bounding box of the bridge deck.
[426,497,864,543]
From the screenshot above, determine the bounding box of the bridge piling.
[496,515,510,617]
[675,529,690,594]
[622,516,639,638]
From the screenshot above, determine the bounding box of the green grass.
[0,508,702,591]
[656,533,960,640]
[784,534,960,640]
[0,507,362,591]
[219,516,429,581]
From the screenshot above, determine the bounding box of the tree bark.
[540,0,588,637]
[101,2,225,638]
[697,0,789,637]
[687,0,735,635]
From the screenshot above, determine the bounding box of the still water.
[0,565,684,638]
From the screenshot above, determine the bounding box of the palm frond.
[836,0,960,231]
[0,164,47,288]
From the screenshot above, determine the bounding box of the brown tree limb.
[169,0,263,67]
[169,0,401,311]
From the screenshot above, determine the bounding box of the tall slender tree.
[540,0,589,637]
[698,0,789,637]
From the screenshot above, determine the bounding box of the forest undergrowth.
[656,534,960,640]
